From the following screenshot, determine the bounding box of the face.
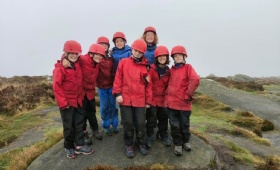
[132,49,143,59]
[67,52,79,62]
[157,55,167,65]
[100,43,109,52]
[115,38,125,49]
[89,53,103,63]
[145,32,155,44]
[173,54,185,63]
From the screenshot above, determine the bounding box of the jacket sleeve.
[112,60,123,95]
[185,64,200,99]
[53,67,68,108]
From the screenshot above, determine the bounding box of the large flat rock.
[28,128,215,170]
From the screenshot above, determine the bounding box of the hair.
[155,55,169,65]
[141,32,158,45]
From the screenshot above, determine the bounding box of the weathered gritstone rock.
[28,131,216,170]
[197,79,280,130]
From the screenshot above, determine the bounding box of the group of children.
[52,26,200,159]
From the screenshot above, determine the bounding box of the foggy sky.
[0,0,279,78]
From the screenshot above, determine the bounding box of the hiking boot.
[65,148,76,159]
[75,145,94,155]
[84,131,92,145]
[157,134,171,146]
[92,130,102,140]
[125,145,134,158]
[174,146,183,156]
[113,127,119,134]
[183,143,192,151]
[139,144,149,155]
[146,136,153,148]
[104,128,112,136]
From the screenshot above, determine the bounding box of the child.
[111,32,131,72]
[113,39,152,158]
[142,26,158,65]
[53,40,94,159]
[96,36,119,135]
[165,45,200,156]
[62,43,105,145]
[142,26,159,147]
[148,46,171,147]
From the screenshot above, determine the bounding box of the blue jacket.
[144,45,157,65]
[111,45,131,72]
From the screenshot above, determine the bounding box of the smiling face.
[132,49,143,59]
[145,32,155,44]
[173,54,185,64]
[157,55,167,65]
[89,53,103,63]
[66,52,79,62]
[115,38,125,49]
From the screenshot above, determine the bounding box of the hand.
[62,58,71,68]
[144,75,150,83]
[145,104,150,108]
[116,95,123,104]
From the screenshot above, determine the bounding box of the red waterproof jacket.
[96,56,115,89]
[149,64,170,107]
[112,57,152,107]
[53,60,84,109]
[165,64,200,111]
[60,54,99,100]
[79,54,99,100]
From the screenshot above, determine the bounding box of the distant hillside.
[0,76,54,115]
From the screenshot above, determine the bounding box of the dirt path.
[198,79,280,149]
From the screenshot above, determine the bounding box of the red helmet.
[144,26,157,35]
[131,39,147,53]
[63,40,82,54]
[154,46,169,58]
[171,45,187,57]
[112,32,127,42]
[88,44,105,56]
[96,36,109,44]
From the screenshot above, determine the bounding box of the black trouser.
[82,95,99,131]
[60,106,85,149]
[156,107,169,138]
[146,107,157,137]
[168,108,191,146]
[120,106,146,146]
[146,106,169,137]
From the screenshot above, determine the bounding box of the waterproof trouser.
[167,108,191,145]
[146,106,169,137]
[82,95,99,131]
[60,106,85,148]
[120,106,146,146]
[98,87,118,130]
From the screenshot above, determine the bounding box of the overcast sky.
[0,0,279,78]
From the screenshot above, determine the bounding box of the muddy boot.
[183,143,191,151]
[174,146,183,156]
[84,131,92,145]
[125,145,134,158]
[92,130,102,140]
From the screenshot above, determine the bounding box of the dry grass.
[0,76,54,115]
[206,76,265,92]
[0,127,63,170]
